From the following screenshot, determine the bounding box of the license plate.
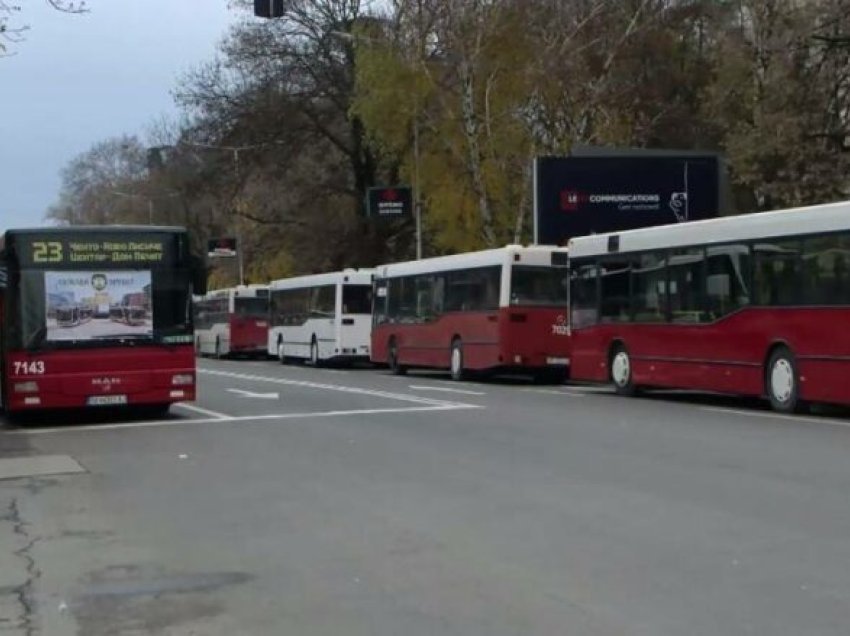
[546,357,569,366]
[86,394,128,406]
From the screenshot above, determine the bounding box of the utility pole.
[413,0,423,260]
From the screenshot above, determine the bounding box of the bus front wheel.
[610,343,637,396]
[766,346,802,413]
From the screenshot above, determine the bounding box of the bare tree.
[1,0,87,56]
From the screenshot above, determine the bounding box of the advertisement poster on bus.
[45,271,153,341]
[534,154,724,245]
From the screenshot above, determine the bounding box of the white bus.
[268,269,374,365]
[193,284,270,358]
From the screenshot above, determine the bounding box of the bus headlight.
[171,374,194,386]
[14,381,39,393]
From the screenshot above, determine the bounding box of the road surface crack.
[5,498,41,636]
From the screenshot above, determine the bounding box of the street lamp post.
[177,141,278,286]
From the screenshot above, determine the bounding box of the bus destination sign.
[18,235,172,268]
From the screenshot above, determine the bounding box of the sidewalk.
[0,491,35,636]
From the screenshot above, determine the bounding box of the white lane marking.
[226,388,280,400]
[408,385,486,396]
[198,368,465,407]
[700,406,850,428]
[12,404,481,435]
[324,369,350,375]
[172,402,230,420]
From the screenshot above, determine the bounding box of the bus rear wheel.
[388,339,406,376]
[766,346,802,413]
[277,340,286,365]
[610,343,637,396]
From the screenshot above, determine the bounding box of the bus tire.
[277,339,286,365]
[214,337,223,359]
[610,343,637,396]
[388,338,406,375]
[766,346,801,413]
[310,339,322,367]
[450,338,466,381]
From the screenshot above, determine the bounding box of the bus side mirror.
[191,256,208,295]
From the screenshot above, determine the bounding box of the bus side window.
[801,234,850,305]
[754,240,800,306]
[670,248,707,323]
[706,244,750,318]
[598,257,635,323]
[569,262,599,328]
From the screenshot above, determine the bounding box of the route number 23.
[32,241,63,263]
[13,361,45,375]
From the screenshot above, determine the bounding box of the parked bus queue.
[193,200,850,415]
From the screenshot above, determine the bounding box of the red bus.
[0,226,205,416]
[193,285,269,358]
[567,200,850,412]
[371,245,570,382]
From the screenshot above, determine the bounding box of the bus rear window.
[343,285,372,314]
[510,266,568,307]
[235,297,269,318]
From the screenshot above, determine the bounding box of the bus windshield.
[510,266,568,307]
[235,297,269,318]
[12,267,192,350]
[343,284,372,314]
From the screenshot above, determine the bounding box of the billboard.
[534,154,723,245]
[207,237,238,258]
[366,186,412,218]
[45,271,153,341]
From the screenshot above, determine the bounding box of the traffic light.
[254,0,284,18]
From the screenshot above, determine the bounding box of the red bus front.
[1,227,200,414]
[5,346,195,411]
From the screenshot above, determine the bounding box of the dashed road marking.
[408,385,486,396]
[8,404,480,435]
[198,367,469,407]
[173,403,230,419]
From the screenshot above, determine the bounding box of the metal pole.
[413,95,422,260]
[413,0,423,260]
[233,149,245,285]
[148,199,154,225]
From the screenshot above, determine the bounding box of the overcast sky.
[1,1,238,232]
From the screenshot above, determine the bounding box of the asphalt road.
[2,358,850,635]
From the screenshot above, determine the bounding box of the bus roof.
[203,284,269,300]
[375,245,568,278]
[567,200,850,258]
[269,269,375,291]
